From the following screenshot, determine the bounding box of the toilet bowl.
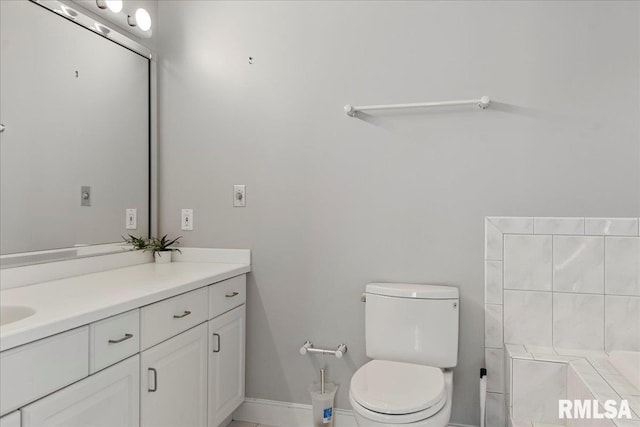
[349,360,453,427]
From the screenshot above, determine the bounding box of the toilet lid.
[350,360,446,415]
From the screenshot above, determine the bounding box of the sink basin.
[1,305,36,326]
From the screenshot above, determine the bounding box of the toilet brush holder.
[309,369,337,427]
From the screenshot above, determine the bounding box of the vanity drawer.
[140,287,208,350]
[90,309,140,373]
[0,326,89,416]
[209,275,246,319]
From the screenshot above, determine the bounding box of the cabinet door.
[208,305,246,427]
[141,323,208,427]
[0,411,20,427]
[20,355,139,427]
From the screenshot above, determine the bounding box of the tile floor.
[229,421,274,427]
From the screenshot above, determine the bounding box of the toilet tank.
[365,283,459,368]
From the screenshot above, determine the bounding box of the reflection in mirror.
[0,0,150,267]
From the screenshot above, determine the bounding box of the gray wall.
[155,2,640,425]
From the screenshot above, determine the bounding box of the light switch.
[181,209,193,230]
[126,208,137,229]
[234,185,246,207]
[81,186,91,206]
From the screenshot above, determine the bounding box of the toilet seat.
[349,392,446,424]
[349,360,447,423]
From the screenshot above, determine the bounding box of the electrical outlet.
[234,185,246,207]
[181,209,193,230]
[126,208,137,229]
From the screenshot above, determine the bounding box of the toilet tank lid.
[366,283,458,299]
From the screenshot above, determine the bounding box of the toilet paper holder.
[300,341,347,359]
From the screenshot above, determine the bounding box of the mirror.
[0,0,150,267]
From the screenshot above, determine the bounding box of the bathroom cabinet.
[141,323,208,427]
[208,305,246,427]
[20,355,139,427]
[0,326,89,415]
[0,268,247,427]
[0,411,20,427]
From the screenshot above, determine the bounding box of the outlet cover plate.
[234,185,246,207]
[181,209,194,230]
[126,208,137,229]
[81,186,91,206]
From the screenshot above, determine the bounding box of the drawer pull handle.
[213,333,221,353]
[148,368,158,392]
[173,310,192,319]
[225,292,239,298]
[108,333,133,344]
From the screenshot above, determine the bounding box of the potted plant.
[122,234,150,250]
[146,234,182,264]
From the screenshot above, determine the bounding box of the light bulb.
[135,8,151,31]
[105,0,123,13]
[60,4,78,18]
[94,23,111,35]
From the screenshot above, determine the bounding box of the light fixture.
[60,4,78,18]
[134,8,152,31]
[128,8,152,31]
[94,23,111,35]
[96,0,123,14]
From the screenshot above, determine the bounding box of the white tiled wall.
[605,237,640,296]
[504,235,553,291]
[484,217,640,426]
[503,290,553,346]
[605,296,640,351]
[512,359,567,424]
[552,292,604,350]
[553,236,604,294]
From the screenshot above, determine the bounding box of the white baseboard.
[233,398,478,427]
[233,398,357,427]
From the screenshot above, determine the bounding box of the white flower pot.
[154,251,172,264]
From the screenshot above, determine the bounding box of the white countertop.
[0,258,250,351]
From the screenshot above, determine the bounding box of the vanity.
[0,248,251,427]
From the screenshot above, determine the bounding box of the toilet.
[349,283,459,427]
